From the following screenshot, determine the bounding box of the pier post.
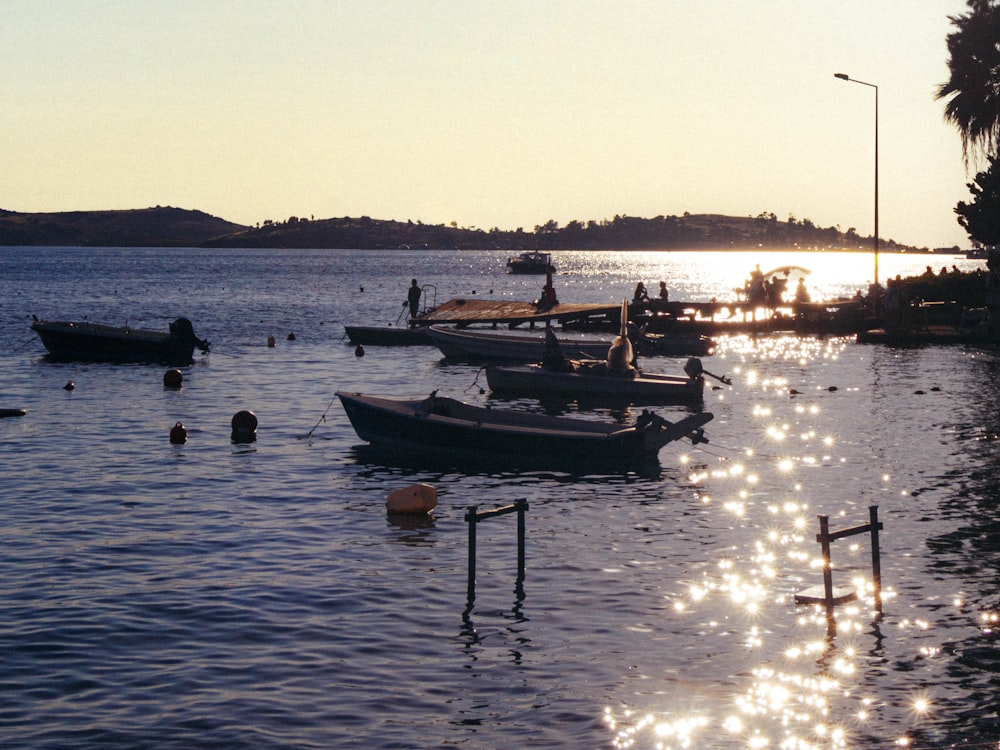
[517,499,526,575]
[819,515,835,618]
[466,505,478,605]
[796,508,885,618]
[869,505,882,612]
[464,500,529,607]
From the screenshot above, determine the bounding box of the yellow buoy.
[386,483,438,514]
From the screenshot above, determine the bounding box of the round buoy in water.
[170,421,187,444]
[231,410,258,443]
[355,344,364,357]
[163,368,183,388]
[286,332,296,341]
[63,380,75,391]
[267,335,276,348]
[386,483,438,514]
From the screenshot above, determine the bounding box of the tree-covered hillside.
[0,207,247,247]
[204,211,927,252]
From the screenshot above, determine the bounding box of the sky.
[1,0,980,249]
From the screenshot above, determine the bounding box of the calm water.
[1,247,998,749]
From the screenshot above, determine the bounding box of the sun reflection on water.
[601,332,949,748]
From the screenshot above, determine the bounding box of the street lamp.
[834,72,879,286]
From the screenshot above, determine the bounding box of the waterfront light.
[834,72,879,286]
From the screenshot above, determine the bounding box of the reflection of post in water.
[464,499,529,613]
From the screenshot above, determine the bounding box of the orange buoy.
[231,410,258,443]
[386,483,438,514]
[169,421,187,444]
[267,335,276,348]
[163,368,183,388]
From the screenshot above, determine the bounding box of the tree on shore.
[937,0,1000,245]
[956,153,1000,246]
[937,0,1000,167]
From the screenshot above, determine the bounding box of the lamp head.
[834,73,849,80]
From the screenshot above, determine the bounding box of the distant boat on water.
[506,251,555,274]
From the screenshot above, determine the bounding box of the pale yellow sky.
[0,0,976,248]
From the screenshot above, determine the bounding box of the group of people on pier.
[632,280,670,305]
[743,265,810,310]
[629,266,812,322]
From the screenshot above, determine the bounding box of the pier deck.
[409,297,872,336]
[412,299,618,328]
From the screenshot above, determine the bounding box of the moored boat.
[337,390,712,472]
[485,361,705,404]
[506,251,556,274]
[343,325,433,346]
[31,317,210,364]
[425,324,713,361]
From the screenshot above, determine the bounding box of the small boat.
[506,251,556,275]
[337,390,712,472]
[485,361,705,404]
[343,325,433,346]
[425,325,713,361]
[31,317,210,364]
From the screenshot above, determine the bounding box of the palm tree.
[936,0,1000,167]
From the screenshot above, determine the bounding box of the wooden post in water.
[466,505,478,605]
[464,500,529,607]
[819,515,835,619]
[796,507,884,617]
[517,499,526,577]
[869,505,882,613]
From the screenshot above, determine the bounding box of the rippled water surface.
[1,247,998,749]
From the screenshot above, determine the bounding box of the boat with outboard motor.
[31,316,210,364]
[337,390,712,472]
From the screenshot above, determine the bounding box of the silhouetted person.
[407,279,421,318]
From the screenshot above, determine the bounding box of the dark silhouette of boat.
[337,390,711,472]
[506,251,555,274]
[31,316,210,364]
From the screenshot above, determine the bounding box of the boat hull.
[485,364,704,404]
[343,325,432,346]
[426,325,712,361]
[337,391,711,472]
[31,318,208,364]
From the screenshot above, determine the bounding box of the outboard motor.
[170,317,211,354]
[684,357,705,380]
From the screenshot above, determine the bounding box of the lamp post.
[834,72,878,287]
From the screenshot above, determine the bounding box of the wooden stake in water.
[465,499,529,608]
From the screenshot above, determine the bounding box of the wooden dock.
[406,296,991,342]
[412,299,619,329]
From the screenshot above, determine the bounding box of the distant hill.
[0,207,932,252]
[205,212,927,252]
[0,207,247,247]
